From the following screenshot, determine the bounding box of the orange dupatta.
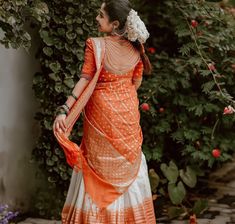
[53,37,123,209]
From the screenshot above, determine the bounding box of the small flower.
[208,63,216,72]
[223,105,235,115]
[0,204,18,223]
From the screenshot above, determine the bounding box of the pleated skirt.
[61,153,156,224]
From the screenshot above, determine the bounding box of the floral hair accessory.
[126,9,150,44]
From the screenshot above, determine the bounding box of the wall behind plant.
[0,41,39,211]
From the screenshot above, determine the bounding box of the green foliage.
[0,0,49,51]
[134,0,235,218]
[149,168,160,193]
[159,161,198,205]
[31,0,101,218]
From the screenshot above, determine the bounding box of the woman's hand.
[53,114,67,133]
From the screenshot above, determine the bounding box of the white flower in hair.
[126,9,150,43]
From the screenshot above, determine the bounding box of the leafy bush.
[31,0,101,218]
[133,0,235,218]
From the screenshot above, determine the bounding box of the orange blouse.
[81,38,143,81]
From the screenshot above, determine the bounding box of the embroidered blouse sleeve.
[80,38,96,80]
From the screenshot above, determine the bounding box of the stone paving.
[18,157,235,224]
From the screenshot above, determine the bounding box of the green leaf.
[76,27,84,35]
[59,164,67,172]
[199,69,211,77]
[85,17,93,26]
[49,61,61,73]
[187,104,204,116]
[184,130,200,141]
[64,78,74,88]
[157,120,171,133]
[55,82,62,93]
[33,2,49,15]
[60,172,69,180]
[40,30,54,46]
[48,176,57,183]
[179,166,197,188]
[52,155,59,162]
[76,18,82,24]
[168,181,186,205]
[49,73,61,82]
[44,120,52,130]
[65,15,73,24]
[202,81,215,94]
[57,28,65,36]
[205,0,222,2]
[167,206,184,219]
[46,158,54,166]
[192,199,208,215]
[149,169,160,193]
[66,30,77,40]
[16,0,27,6]
[160,161,179,184]
[43,47,53,56]
[45,150,52,157]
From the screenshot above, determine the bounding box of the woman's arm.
[64,77,90,109]
[53,77,90,133]
[54,38,96,132]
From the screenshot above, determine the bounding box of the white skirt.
[61,153,156,224]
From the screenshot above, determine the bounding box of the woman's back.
[81,36,144,84]
[103,36,140,75]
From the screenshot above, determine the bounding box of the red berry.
[141,103,150,111]
[147,47,156,54]
[208,63,216,71]
[159,107,165,113]
[204,21,209,26]
[191,20,198,28]
[212,149,221,158]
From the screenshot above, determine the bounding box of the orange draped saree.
[53,37,156,224]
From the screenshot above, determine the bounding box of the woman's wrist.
[55,106,68,118]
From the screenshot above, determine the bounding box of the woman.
[53,0,156,223]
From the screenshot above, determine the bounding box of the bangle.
[71,93,78,100]
[61,104,69,113]
[55,106,68,117]
[64,103,70,111]
[56,111,67,116]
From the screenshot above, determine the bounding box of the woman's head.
[96,0,152,74]
[96,0,131,34]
